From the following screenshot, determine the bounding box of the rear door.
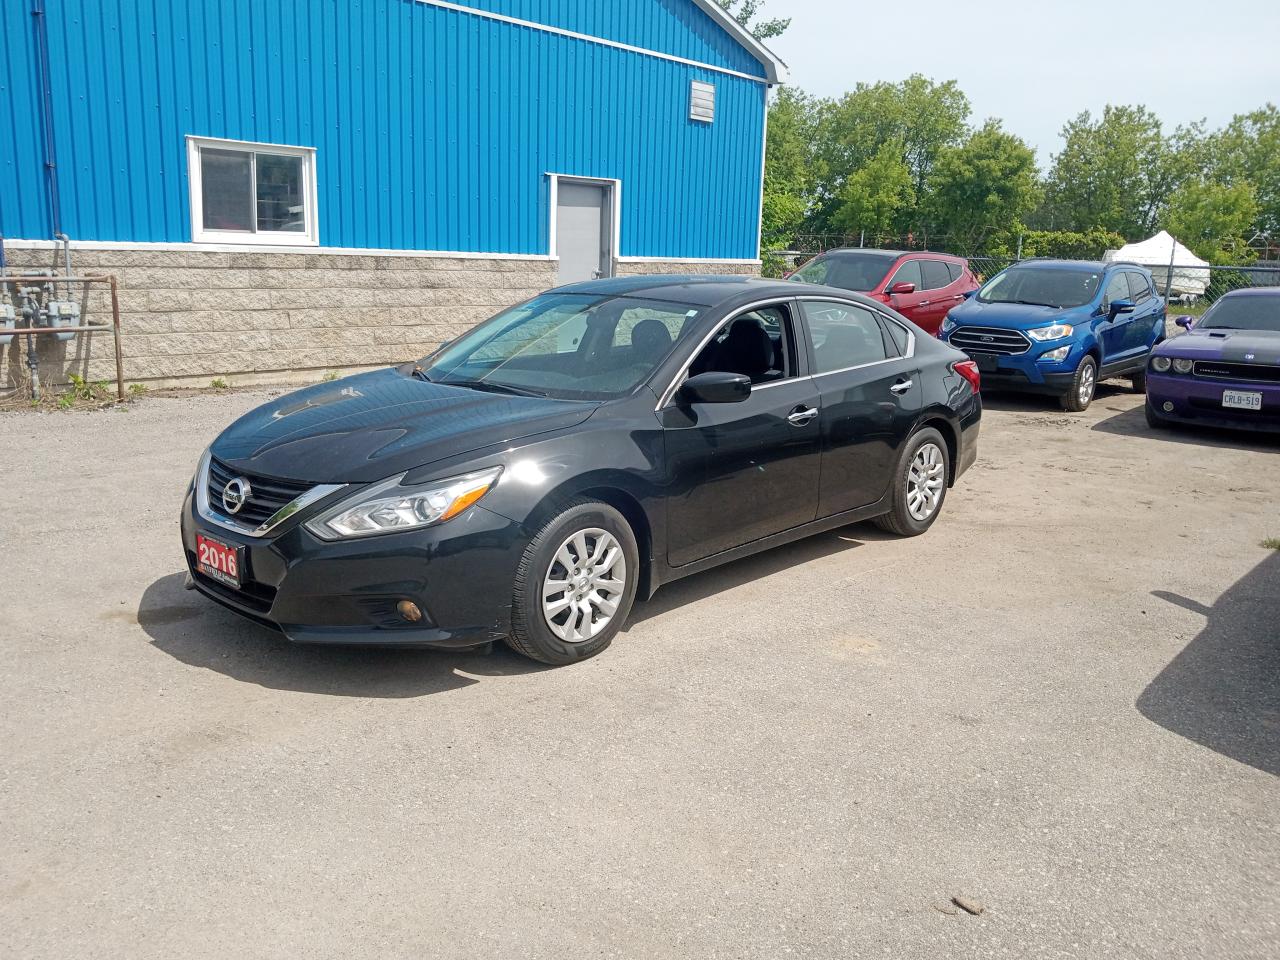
[799,299,922,516]
[662,301,822,567]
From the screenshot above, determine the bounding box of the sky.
[763,0,1280,168]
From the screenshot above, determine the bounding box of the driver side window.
[688,303,797,385]
[1103,273,1130,309]
[888,260,922,291]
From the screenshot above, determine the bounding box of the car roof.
[821,248,966,262]
[552,274,877,309]
[1219,287,1280,298]
[1010,258,1111,272]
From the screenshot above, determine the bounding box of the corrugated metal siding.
[0,1,51,240]
[0,0,765,260]
[447,0,768,78]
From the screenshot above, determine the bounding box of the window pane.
[200,148,253,232]
[803,301,889,373]
[889,260,922,290]
[921,260,951,291]
[256,153,305,232]
[1104,273,1130,307]
[1127,272,1150,301]
[882,317,910,356]
[690,305,792,383]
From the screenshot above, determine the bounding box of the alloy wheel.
[1079,363,1096,406]
[542,528,628,643]
[906,442,946,522]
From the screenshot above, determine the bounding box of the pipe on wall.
[31,0,63,239]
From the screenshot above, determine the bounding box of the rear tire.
[1131,366,1147,393]
[1059,356,1098,412]
[506,499,639,666]
[873,427,950,537]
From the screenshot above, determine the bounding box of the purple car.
[1146,288,1280,433]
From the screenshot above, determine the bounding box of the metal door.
[556,181,613,285]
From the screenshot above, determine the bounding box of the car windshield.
[791,252,895,292]
[978,266,1102,309]
[421,293,703,401]
[1197,296,1280,332]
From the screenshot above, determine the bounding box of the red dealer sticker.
[196,533,241,589]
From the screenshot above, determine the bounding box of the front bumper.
[943,334,1082,395]
[180,488,529,647]
[1146,372,1280,434]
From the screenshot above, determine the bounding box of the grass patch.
[1262,538,1280,551]
[210,378,229,390]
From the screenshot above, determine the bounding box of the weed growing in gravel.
[322,371,339,382]
[128,383,147,397]
[1262,538,1280,551]
[210,378,229,390]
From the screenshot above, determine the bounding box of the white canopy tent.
[1104,231,1211,299]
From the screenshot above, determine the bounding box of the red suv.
[789,249,979,335]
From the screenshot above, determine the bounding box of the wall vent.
[690,81,716,123]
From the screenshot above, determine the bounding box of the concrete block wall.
[0,246,757,397]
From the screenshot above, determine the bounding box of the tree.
[807,76,970,232]
[1164,180,1260,263]
[926,121,1041,255]
[1041,105,1205,239]
[1206,105,1280,238]
[716,0,790,40]
[761,89,816,251]
[831,142,914,242]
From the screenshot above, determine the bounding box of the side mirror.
[680,371,752,404]
[1107,298,1135,319]
[889,282,916,296]
[1175,315,1195,330]
[962,288,978,300]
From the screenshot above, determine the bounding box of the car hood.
[951,299,1085,329]
[1154,328,1280,363]
[209,368,599,484]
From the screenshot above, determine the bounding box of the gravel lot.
[2,382,1278,959]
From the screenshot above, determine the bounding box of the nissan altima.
[182,276,982,665]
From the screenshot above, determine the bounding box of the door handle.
[890,379,914,395]
[787,406,819,426]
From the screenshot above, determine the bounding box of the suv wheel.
[873,427,949,537]
[1060,356,1097,412]
[1131,366,1147,393]
[507,500,639,666]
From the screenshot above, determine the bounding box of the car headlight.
[940,315,957,335]
[1038,346,1071,362]
[1027,323,1074,341]
[304,466,503,541]
[1173,358,1193,374]
[1151,356,1172,373]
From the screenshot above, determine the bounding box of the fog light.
[1163,402,1175,413]
[397,600,424,623]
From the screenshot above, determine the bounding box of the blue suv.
[940,260,1166,411]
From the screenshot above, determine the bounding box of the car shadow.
[1138,551,1280,776]
[1092,404,1280,452]
[138,573,550,698]
[978,381,1136,413]
[625,522,878,629]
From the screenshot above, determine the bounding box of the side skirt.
[645,492,893,598]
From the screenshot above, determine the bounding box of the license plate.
[196,533,242,589]
[965,351,999,373]
[1222,390,1263,411]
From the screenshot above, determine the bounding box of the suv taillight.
[953,360,981,393]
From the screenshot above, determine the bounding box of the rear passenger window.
[921,260,952,291]
[888,260,922,291]
[802,301,889,373]
[1127,272,1152,302]
[881,316,911,356]
[946,262,964,283]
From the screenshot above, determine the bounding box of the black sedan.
[182,276,982,665]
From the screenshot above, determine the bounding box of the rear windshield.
[978,266,1102,309]
[1198,295,1280,332]
[791,252,896,292]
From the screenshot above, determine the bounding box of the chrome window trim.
[654,297,807,410]
[194,448,346,539]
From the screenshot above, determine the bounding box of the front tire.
[1131,366,1147,393]
[873,427,950,537]
[506,500,639,666]
[1059,356,1098,412]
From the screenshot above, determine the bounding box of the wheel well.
[920,417,959,485]
[579,486,654,600]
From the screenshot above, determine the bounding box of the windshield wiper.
[446,378,548,398]
[409,365,433,383]
[1003,299,1058,308]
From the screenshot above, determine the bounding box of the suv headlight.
[304,467,503,541]
[1027,323,1074,341]
[1151,356,1172,372]
[940,315,957,335]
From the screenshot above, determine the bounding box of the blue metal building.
[0,0,785,274]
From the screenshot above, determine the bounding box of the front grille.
[207,457,313,529]
[950,326,1032,356]
[1192,361,1280,384]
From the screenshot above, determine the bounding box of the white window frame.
[186,135,319,247]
